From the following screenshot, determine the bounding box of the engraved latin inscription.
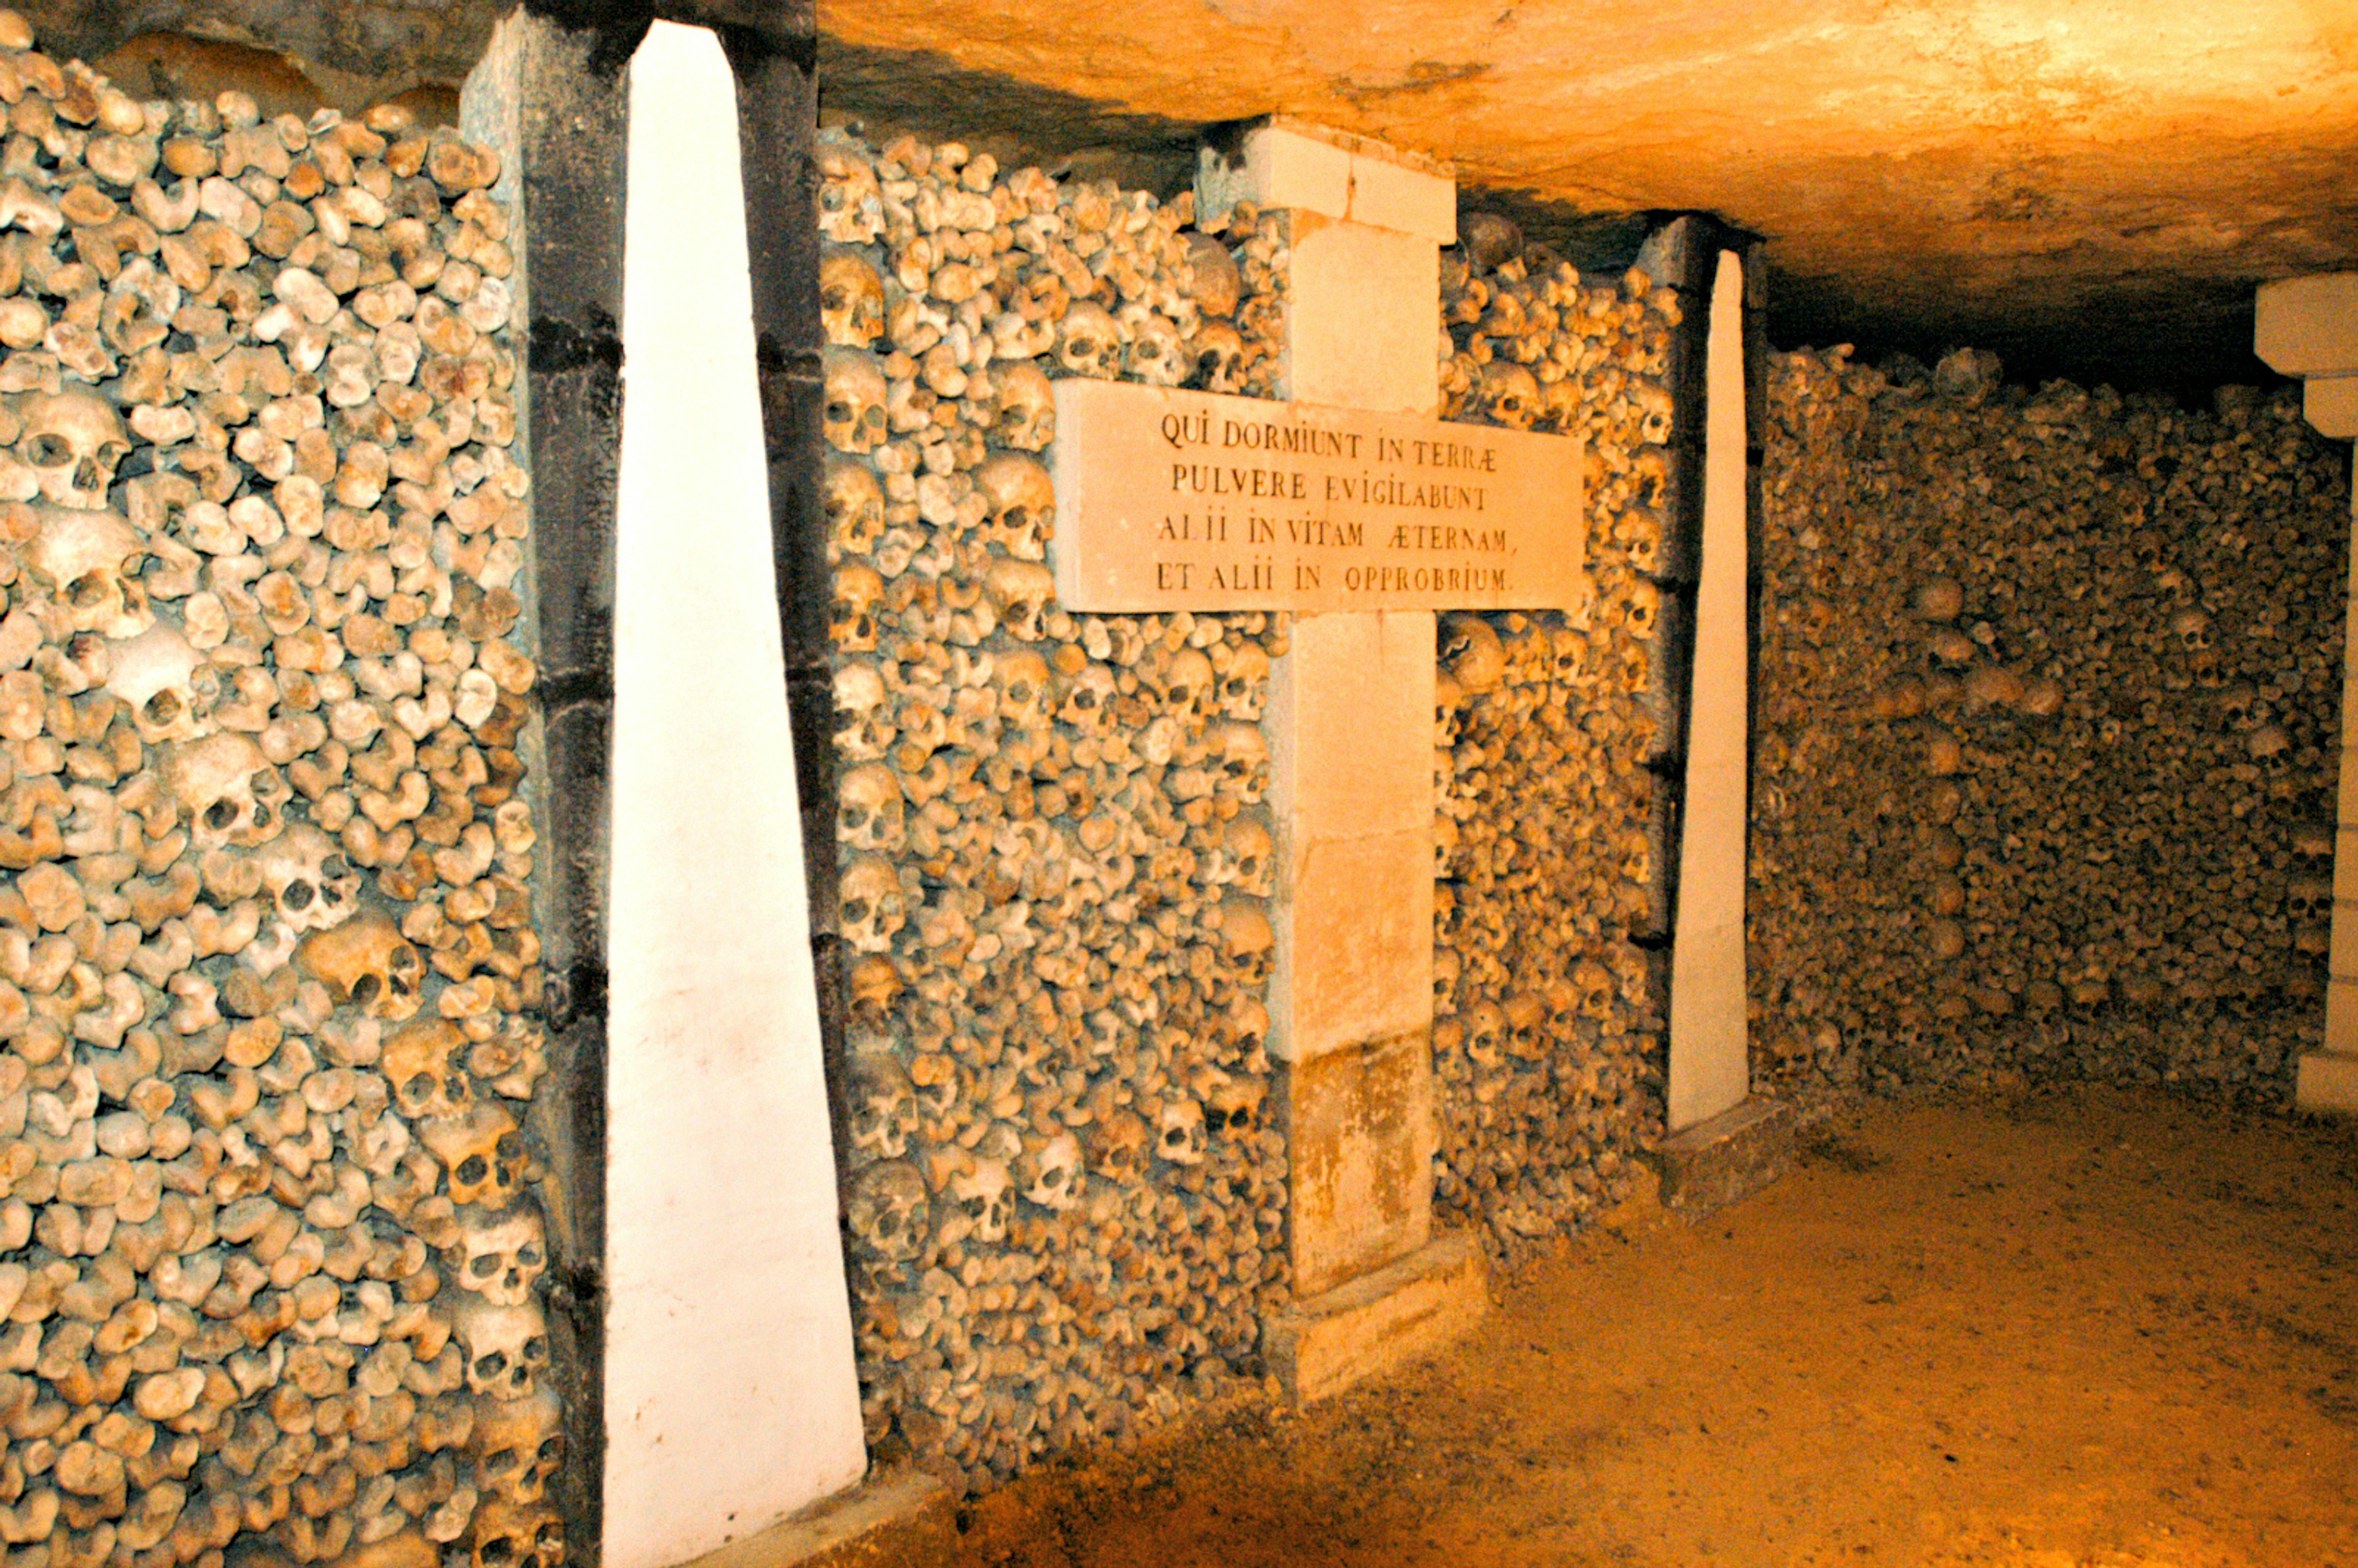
[1049,382,1587,613]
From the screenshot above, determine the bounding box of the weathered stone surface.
[675,1469,959,1568]
[1641,1095,1794,1218]
[1048,381,1586,614]
[1282,1028,1435,1295]
[818,0,2358,389]
[1262,1231,1488,1403]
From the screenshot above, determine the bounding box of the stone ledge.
[2297,1050,2358,1115]
[2256,272,2358,378]
[674,1468,957,1568]
[2305,373,2358,439]
[1642,1094,1794,1217]
[1263,1230,1488,1403]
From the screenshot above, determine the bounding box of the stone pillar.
[2256,273,2358,1114]
[1200,121,1487,1402]
[604,21,866,1566]
[1667,248,1753,1132]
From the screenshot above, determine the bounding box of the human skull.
[470,1384,561,1505]
[819,250,885,348]
[833,661,894,762]
[1503,990,1547,1058]
[1462,999,1506,1068]
[824,457,885,559]
[993,360,1055,451]
[1123,309,1186,387]
[299,913,427,1021]
[104,621,209,743]
[1056,302,1122,379]
[976,454,1054,561]
[255,823,362,934]
[1574,958,1616,1018]
[470,1500,563,1568]
[1479,360,1539,429]
[846,1159,928,1260]
[169,733,288,849]
[16,391,130,510]
[422,1103,526,1209]
[831,563,883,653]
[1154,1098,1206,1165]
[2287,878,2333,925]
[1214,642,1269,720]
[453,1297,549,1400]
[1220,899,1274,985]
[29,507,151,638]
[985,557,1056,643]
[1200,1071,1263,1137]
[821,347,887,454]
[839,855,907,953]
[1441,614,1506,694]
[1084,1109,1149,1186]
[1017,1131,1083,1211]
[1182,231,1241,317]
[1222,813,1272,891]
[949,1156,1013,1244]
[992,650,1052,728]
[1543,977,1582,1041]
[815,136,884,244]
[838,763,905,854]
[1208,722,1268,802]
[384,1019,472,1119]
[1187,319,1247,393]
[1057,662,1117,735]
[1151,645,1215,724]
[2171,607,2212,653]
[845,1049,917,1160]
[454,1206,547,1308]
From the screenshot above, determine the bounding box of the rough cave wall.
[818,129,1291,1492]
[0,17,561,1568]
[1430,246,1678,1258]
[1752,347,2350,1101]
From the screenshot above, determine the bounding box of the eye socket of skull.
[25,433,71,467]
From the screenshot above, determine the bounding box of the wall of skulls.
[819,129,1292,1492]
[1753,346,2348,1100]
[1430,235,1676,1258]
[0,18,561,1568]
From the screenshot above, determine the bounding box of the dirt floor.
[946,1088,2358,1567]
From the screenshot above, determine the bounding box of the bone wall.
[819,130,1290,1493]
[1430,237,1678,1257]
[0,17,560,1567]
[1753,348,2349,1100]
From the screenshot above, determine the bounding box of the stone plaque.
[1048,381,1587,613]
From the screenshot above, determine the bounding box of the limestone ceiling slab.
[819,0,2358,389]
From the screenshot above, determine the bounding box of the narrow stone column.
[2257,274,2358,1114]
[1200,122,1487,1400]
[603,21,866,1564]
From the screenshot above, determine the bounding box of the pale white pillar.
[605,21,866,1565]
[2256,273,2358,1114]
[1668,249,1753,1131]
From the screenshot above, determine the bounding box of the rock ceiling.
[817,0,2358,394]
[15,1,2353,392]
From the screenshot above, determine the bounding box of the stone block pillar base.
[1640,1095,1793,1217]
[1263,1233,1489,1404]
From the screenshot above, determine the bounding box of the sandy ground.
[944,1088,2358,1567]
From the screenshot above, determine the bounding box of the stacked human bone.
[1753,346,2346,1098]
[819,129,1290,1492]
[1431,221,1676,1257]
[0,17,561,1568]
